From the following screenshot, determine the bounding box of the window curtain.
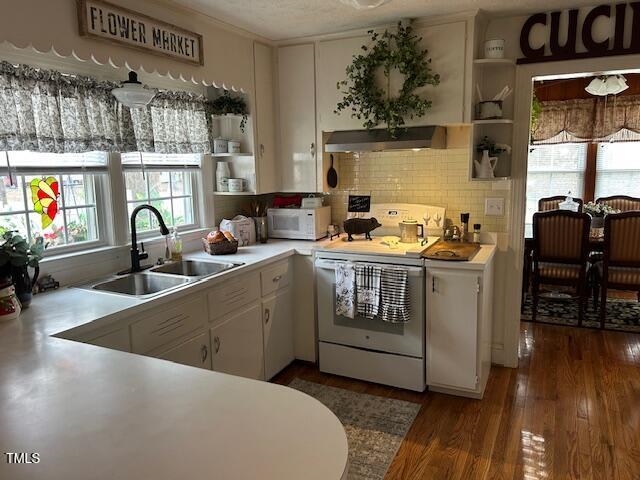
[532,95,640,144]
[129,91,212,154]
[0,61,212,154]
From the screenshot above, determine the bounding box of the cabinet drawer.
[131,296,206,354]
[260,260,291,296]
[208,272,260,321]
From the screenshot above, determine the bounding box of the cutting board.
[423,241,481,261]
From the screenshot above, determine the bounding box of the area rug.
[289,378,421,480]
[521,295,640,332]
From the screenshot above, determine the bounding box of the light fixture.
[585,74,629,96]
[339,0,392,9]
[112,71,157,108]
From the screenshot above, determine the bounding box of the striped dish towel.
[380,267,411,323]
[356,264,382,319]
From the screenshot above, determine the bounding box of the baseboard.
[491,344,505,366]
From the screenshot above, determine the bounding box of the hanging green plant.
[211,91,248,132]
[335,22,440,137]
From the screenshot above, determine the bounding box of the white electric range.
[314,203,445,391]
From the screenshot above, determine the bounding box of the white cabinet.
[317,35,371,133]
[426,260,494,399]
[210,302,265,380]
[159,332,211,370]
[253,42,278,194]
[263,287,294,380]
[277,43,317,193]
[83,327,130,352]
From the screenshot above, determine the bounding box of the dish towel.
[356,264,382,319]
[335,262,356,319]
[380,267,411,323]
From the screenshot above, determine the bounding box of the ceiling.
[171,0,600,41]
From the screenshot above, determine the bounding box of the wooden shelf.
[472,119,514,125]
[470,176,511,182]
[213,191,256,196]
[212,153,254,158]
[473,58,515,67]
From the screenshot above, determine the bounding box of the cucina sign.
[518,2,640,64]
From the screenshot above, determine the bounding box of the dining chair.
[538,195,584,212]
[532,210,591,326]
[597,211,640,328]
[596,195,640,212]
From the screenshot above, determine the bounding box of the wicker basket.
[202,238,239,255]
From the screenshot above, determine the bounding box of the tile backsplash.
[327,148,510,233]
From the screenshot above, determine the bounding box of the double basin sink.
[81,260,241,298]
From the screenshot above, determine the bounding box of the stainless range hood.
[325,126,446,152]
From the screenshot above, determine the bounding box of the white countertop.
[0,239,347,480]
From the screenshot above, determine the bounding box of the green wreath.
[335,22,440,138]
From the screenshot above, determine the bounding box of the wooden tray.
[423,241,480,261]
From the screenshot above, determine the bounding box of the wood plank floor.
[272,322,640,479]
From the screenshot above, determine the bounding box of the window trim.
[1,171,109,256]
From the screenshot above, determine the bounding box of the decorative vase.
[0,283,21,321]
[216,161,231,192]
[11,265,39,309]
[590,215,605,229]
[474,150,498,179]
[253,216,268,244]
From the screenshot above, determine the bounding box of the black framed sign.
[77,0,204,66]
[348,195,371,213]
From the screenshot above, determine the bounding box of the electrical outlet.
[485,197,504,216]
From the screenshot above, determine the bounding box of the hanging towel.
[380,267,411,323]
[335,262,356,319]
[356,264,382,319]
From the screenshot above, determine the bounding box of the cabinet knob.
[201,344,208,363]
[310,142,315,159]
[272,275,282,283]
[213,336,220,353]
[260,143,265,158]
[265,308,270,324]
[432,277,436,293]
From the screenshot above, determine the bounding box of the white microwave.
[267,206,331,241]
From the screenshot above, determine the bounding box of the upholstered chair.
[538,195,584,212]
[532,210,591,325]
[598,212,640,328]
[596,195,640,212]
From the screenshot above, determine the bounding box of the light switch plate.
[485,197,504,216]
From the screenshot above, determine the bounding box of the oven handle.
[314,259,424,277]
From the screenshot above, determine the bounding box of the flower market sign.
[77,0,204,65]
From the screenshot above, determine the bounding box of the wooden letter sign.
[518,2,640,64]
[77,0,204,65]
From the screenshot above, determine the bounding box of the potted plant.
[211,91,249,132]
[583,201,621,229]
[0,230,46,309]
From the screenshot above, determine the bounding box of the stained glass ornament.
[30,177,60,230]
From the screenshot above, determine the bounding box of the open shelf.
[472,119,513,125]
[213,191,257,196]
[212,152,254,158]
[473,58,516,67]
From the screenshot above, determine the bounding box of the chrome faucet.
[129,204,170,273]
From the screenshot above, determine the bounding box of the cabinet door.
[263,287,294,380]
[86,327,130,352]
[210,302,264,380]
[426,268,479,390]
[278,44,317,192]
[317,35,371,132]
[253,42,278,194]
[159,332,211,370]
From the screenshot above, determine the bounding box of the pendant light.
[585,74,629,96]
[112,71,157,108]
[339,0,392,9]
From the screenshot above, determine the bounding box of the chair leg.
[600,283,608,329]
[532,278,539,323]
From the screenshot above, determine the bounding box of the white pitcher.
[474,150,498,179]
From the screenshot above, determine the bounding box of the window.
[121,153,200,235]
[595,142,640,199]
[1,152,107,250]
[525,143,587,228]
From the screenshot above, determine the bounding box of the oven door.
[315,258,424,358]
